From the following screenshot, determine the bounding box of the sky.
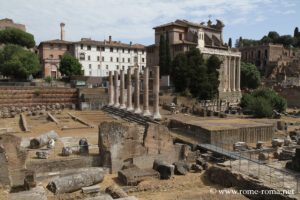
[0,0,299,46]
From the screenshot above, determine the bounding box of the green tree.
[59,53,83,77]
[159,34,167,76]
[0,44,40,79]
[165,31,171,75]
[240,62,261,89]
[0,28,35,48]
[294,27,299,37]
[240,88,287,118]
[228,38,232,48]
[276,35,294,46]
[171,48,220,100]
[267,31,280,41]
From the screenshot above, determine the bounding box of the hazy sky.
[0,0,299,45]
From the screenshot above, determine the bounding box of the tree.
[294,27,299,37]
[240,62,261,89]
[159,34,167,76]
[228,38,232,48]
[267,31,280,41]
[276,35,294,46]
[0,28,35,48]
[240,88,287,118]
[165,31,171,75]
[0,44,40,79]
[171,48,220,100]
[59,53,83,77]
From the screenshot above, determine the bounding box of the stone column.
[119,69,126,109]
[227,56,231,92]
[237,57,241,91]
[153,66,161,120]
[232,57,236,92]
[143,67,151,116]
[114,70,120,107]
[223,56,227,92]
[108,71,114,106]
[126,67,133,111]
[134,67,141,114]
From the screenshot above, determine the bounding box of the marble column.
[126,67,133,111]
[134,67,141,114]
[223,56,227,92]
[143,67,151,116]
[108,71,114,106]
[119,69,126,109]
[227,56,231,92]
[237,57,241,91]
[114,70,120,107]
[153,66,161,120]
[232,57,236,91]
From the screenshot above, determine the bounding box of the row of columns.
[108,66,161,120]
[224,56,241,92]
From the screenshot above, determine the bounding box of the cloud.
[0,0,295,45]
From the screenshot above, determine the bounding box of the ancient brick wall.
[0,86,78,108]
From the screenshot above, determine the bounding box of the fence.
[209,142,300,194]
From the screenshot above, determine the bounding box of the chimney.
[60,22,65,41]
[109,35,112,43]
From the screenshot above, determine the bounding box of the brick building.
[146,19,242,103]
[0,18,26,32]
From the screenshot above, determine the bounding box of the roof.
[173,40,197,45]
[39,39,72,45]
[74,39,145,49]
[153,21,187,29]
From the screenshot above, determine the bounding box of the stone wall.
[0,86,78,108]
[98,121,182,173]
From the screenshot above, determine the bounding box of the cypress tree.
[228,38,232,48]
[159,34,166,76]
[294,27,299,37]
[165,31,171,75]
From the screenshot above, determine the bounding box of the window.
[88,55,91,61]
[142,50,144,54]
[50,44,54,49]
[80,44,83,49]
[106,65,108,69]
[58,45,62,49]
[117,58,119,62]
[89,71,92,75]
[117,48,119,52]
[179,33,182,40]
[134,49,137,53]
[122,58,125,62]
[122,48,124,53]
[116,65,119,70]
[142,65,145,70]
[89,64,92,69]
[97,46,100,51]
[59,55,62,59]
[110,47,113,52]
[79,53,85,60]
[67,45,70,51]
[98,65,100,69]
[87,45,91,50]
[97,56,100,61]
[50,54,54,59]
[128,49,131,53]
[102,56,104,61]
[134,56,138,63]
[128,58,130,63]
[110,57,113,62]
[142,58,145,62]
[101,47,105,51]
[122,65,125,69]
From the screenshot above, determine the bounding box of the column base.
[120,104,126,109]
[143,110,151,117]
[108,103,114,106]
[153,112,162,121]
[126,106,134,111]
[114,103,120,108]
[134,108,142,114]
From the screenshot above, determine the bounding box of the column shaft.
[153,66,161,120]
[108,71,114,106]
[227,56,231,92]
[126,67,133,111]
[237,57,241,91]
[143,67,151,116]
[134,67,141,114]
[119,69,126,109]
[114,71,120,107]
[232,57,236,91]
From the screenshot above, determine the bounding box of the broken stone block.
[82,185,100,194]
[284,136,292,146]
[79,138,89,155]
[272,138,284,148]
[36,150,49,159]
[258,152,269,161]
[153,159,174,179]
[173,161,189,175]
[105,185,128,198]
[47,139,55,149]
[118,167,160,185]
[191,164,203,172]
[256,141,264,149]
[61,146,72,156]
[30,130,58,149]
[196,158,208,170]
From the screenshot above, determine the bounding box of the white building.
[73,36,146,77]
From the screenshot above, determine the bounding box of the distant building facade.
[73,36,146,77]
[239,44,300,78]
[0,18,26,32]
[146,19,242,103]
